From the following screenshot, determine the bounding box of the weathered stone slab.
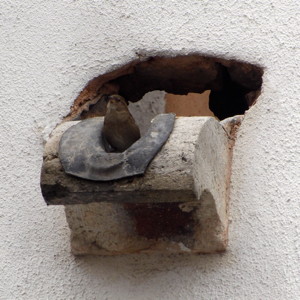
[41,116,232,254]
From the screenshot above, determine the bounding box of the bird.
[102,95,141,152]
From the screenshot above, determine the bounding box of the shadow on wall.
[75,251,229,285]
[66,54,263,122]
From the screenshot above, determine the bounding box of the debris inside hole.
[66,54,263,122]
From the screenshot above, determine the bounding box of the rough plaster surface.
[0,0,299,299]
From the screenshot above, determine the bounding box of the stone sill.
[41,116,240,255]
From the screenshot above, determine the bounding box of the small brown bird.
[102,95,141,152]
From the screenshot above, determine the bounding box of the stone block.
[41,116,231,254]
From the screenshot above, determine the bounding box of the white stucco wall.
[1,1,299,299]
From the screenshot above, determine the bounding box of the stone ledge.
[41,116,232,254]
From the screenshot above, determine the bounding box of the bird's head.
[106,95,128,112]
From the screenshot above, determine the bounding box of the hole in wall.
[66,54,263,124]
